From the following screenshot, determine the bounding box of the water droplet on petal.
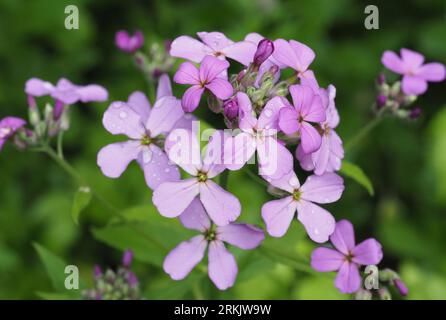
[288,176,299,187]
[314,228,320,235]
[142,149,153,164]
[264,109,273,117]
[119,111,128,119]
[164,168,170,173]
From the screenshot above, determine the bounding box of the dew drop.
[288,176,299,187]
[264,109,273,117]
[314,228,320,235]
[164,168,170,173]
[142,149,153,164]
[119,111,128,119]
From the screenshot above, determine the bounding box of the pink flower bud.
[253,39,274,67]
[223,98,239,120]
[394,278,408,296]
[122,250,133,268]
[409,107,422,119]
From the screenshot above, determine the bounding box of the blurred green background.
[0,0,445,299]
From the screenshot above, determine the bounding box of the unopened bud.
[223,99,239,121]
[376,94,387,109]
[376,73,386,85]
[409,107,422,119]
[94,265,102,278]
[393,279,409,296]
[253,39,274,67]
[122,250,133,268]
[53,100,64,121]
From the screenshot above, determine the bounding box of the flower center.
[0,127,12,139]
[197,171,208,182]
[345,252,354,262]
[292,189,301,201]
[204,228,217,241]
[140,135,152,146]
[214,51,224,57]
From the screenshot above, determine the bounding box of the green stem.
[192,282,205,300]
[344,113,385,153]
[56,131,64,159]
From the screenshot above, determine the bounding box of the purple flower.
[153,129,241,226]
[278,84,326,154]
[381,48,446,95]
[170,31,257,66]
[115,30,144,53]
[122,250,133,268]
[262,171,344,242]
[272,38,315,79]
[174,55,233,112]
[97,74,192,190]
[296,85,344,175]
[0,117,26,151]
[394,278,408,296]
[311,220,383,294]
[253,39,274,67]
[223,98,239,120]
[224,92,293,179]
[163,199,264,290]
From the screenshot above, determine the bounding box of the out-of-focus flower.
[153,130,241,226]
[97,74,191,190]
[381,48,446,95]
[163,199,264,290]
[393,278,409,296]
[115,30,144,53]
[409,107,422,119]
[174,56,233,112]
[279,84,326,154]
[170,31,257,66]
[0,117,27,151]
[311,220,383,294]
[262,171,344,242]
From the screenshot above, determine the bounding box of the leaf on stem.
[340,160,374,196]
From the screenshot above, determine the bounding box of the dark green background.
[0,0,445,299]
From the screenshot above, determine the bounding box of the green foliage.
[340,160,374,196]
[71,186,92,224]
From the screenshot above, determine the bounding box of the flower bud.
[394,278,409,296]
[409,107,422,119]
[93,265,102,278]
[253,39,274,67]
[122,250,133,268]
[53,100,64,121]
[376,94,387,109]
[376,73,386,85]
[223,98,239,121]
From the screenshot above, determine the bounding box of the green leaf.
[36,291,78,300]
[340,160,374,196]
[292,274,349,300]
[71,186,92,224]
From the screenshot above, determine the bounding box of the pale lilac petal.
[223,133,256,171]
[302,94,325,123]
[272,39,300,71]
[165,129,202,175]
[222,41,257,66]
[202,130,228,178]
[102,101,145,139]
[401,75,428,95]
[299,70,319,90]
[97,141,140,178]
[300,173,344,203]
[261,196,297,237]
[352,239,383,266]
[258,96,287,130]
[381,50,405,74]
[217,223,264,249]
[401,48,424,70]
[208,240,237,290]
[289,84,313,115]
[127,91,151,124]
[200,180,241,226]
[152,179,200,218]
[206,78,233,100]
[326,85,340,128]
[312,135,330,175]
[181,85,205,112]
[170,35,207,63]
[163,235,207,280]
[289,39,315,72]
[174,61,200,85]
[146,96,184,137]
[156,73,173,99]
[311,247,345,272]
[296,200,335,243]
[296,144,315,172]
[199,56,230,82]
[197,31,233,51]
[179,198,211,232]
[278,107,299,135]
[137,144,180,190]
[265,170,299,194]
[237,92,257,131]
[25,78,54,96]
[330,220,356,255]
[244,32,263,44]
[172,113,196,131]
[300,121,322,154]
[257,136,294,179]
[416,63,446,82]
[77,84,108,103]
[335,261,361,294]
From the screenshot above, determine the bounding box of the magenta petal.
[208,240,237,290]
[156,73,173,99]
[174,61,200,85]
[261,196,297,237]
[335,261,361,294]
[170,35,207,63]
[127,91,151,124]
[181,85,205,112]
[197,31,233,51]
[352,238,383,266]
[25,78,54,96]
[97,141,140,178]
[137,144,180,190]
[163,235,207,280]
[417,63,446,82]
[402,75,428,95]
[217,223,264,249]
[296,200,335,243]
[257,136,294,179]
[300,173,344,203]
[289,40,315,72]
[206,78,233,100]
[311,247,345,272]
[312,135,330,176]
[146,96,184,137]
[303,94,325,123]
[300,121,322,154]
[179,198,211,232]
[381,50,405,74]
[222,41,257,66]
[152,179,200,218]
[102,101,145,139]
[401,48,424,69]
[278,107,299,135]
[199,180,241,226]
[329,220,356,255]
[165,129,202,175]
[273,39,300,71]
[199,56,230,81]
[77,84,108,103]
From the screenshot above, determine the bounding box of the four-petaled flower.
[311,220,383,293]
[174,55,233,112]
[382,48,446,95]
[97,74,192,190]
[0,117,26,151]
[163,199,264,290]
[115,30,144,53]
[262,171,344,242]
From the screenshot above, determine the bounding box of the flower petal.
[265,169,299,194]
[300,173,344,203]
[381,50,405,74]
[273,39,300,71]
[208,240,237,290]
[174,61,200,84]
[257,136,294,179]
[156,73,173,99]
[289,39,315,72]
[97,141,140,178]
[199,55,230,82]
[312,134,331,176]
[222,41,257,66]
[401,48,424,70]
[261,196,297,237]
[335,261,361,294]
[300,121,322,154]
[181,85,205,112]
[278,107,299,135]
[102,101,145,139]
[217,223,264,249]
[165,129,202,175]
[258,96,287,130]
[237,92,257,131]
[146,96,184,137]
[25,78,54,96]
[77,84,108,103]
[152,179,200,218]
[296,200,335,243]
[206,78,233,100]
[329,219,356,255]
[202,130,228,178]
[223,132,256,171]
[179,197,211,232]
[416,62,446,82]
[352,238,383,266]
[311,247,345,272]
[296,143,315,172]
[401,75,428,95]
[127,91,151,124]
[200,180,241,226]
[163,235,207,280]
[197,31,233,51]
[170,35,207,63]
